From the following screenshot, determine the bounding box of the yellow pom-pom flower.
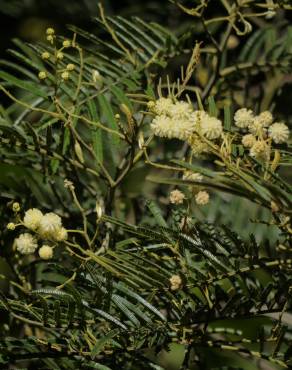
[195,190,210,205]
[169,189,185,204]
[268,122,290,144]
[15,233,38,255]
[23,208,43,231]
[39,245,53,260]
[39,212,62,238]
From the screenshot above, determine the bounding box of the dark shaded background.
[0,0,183,57]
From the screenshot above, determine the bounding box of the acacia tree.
[0,1,291,369]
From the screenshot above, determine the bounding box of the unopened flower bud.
[138,132,145,149]
[92,70,103,84]
[39,245,53,260]
[61,71,70,80]
[56,52,64,60]
[41,51,50,60]
[66,63,75,71]
[46,28,55,35]
[62,40,71,48]
[38,71,47,80]
[46,35,54,43]
[12,202,20,212]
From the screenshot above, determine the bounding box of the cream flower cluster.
[23,208,67,241]
[234,108,290,159]
[8,207,67,257]
[235,108,290,144]
[149,97,223,142]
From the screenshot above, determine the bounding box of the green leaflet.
[98,94,119,145]
[90,329,119,359]
[88,99,103,164]
[0,71,48,98]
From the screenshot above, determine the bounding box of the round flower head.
[173,118,198,140]
[39,245,53,260]
[66,63,75,71]
[169,101,193,119]
[41,52,50,60]
[249,112,272,135]
[195,190,210,205]
[54,227,68,242]
[169,275,182,291]
[38,71,47,80]
[39,212,62,238]
[258,111,273,127]
[7,222,16,230]
[12,202,20,212]
[15,233,38,255]
[183,171,203,182]
[153,97,173,115]
[151,115,196,140]
[23,208,43,231]
[169,189,185,205]
[61,71,70,80]
[234,108,254,129]
[56,52,64,60]
[151,115,172,138]
[62,40,71,48]
[46,28,55,35]
[46,35,54,43]
[200,115,223,140]
[249,140,269,160]
[268,122,290,144]
[242,134,256,148]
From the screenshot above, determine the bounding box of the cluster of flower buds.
[38,27,74,82]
